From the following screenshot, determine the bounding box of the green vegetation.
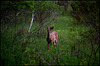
[71,1,99,29]
[1,1,99,65]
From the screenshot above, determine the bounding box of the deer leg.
[48,44,49,50]
[51,42,53,48]
[54,40,57,47]
[54,43,57,47]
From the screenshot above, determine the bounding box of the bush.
[71,1,99,29]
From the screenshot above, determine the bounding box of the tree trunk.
[28,11,34,33]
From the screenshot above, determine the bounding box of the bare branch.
[37,52,50,65]
[28,12,34,33]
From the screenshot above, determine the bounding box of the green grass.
[1,8,99,65]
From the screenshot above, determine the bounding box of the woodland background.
[1,1,99,65]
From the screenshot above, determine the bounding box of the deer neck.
[47,30,51,42]
[47,31,50,38]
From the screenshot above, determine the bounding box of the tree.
[1,1,34,24]
[71,1,99,29]
[34,1,60,24]
[55,1,69,11]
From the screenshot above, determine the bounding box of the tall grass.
[1,5,99,65]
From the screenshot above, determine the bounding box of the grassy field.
[1,6,99,65]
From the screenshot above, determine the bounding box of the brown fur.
[46,26,58,50]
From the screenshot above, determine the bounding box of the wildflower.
[25,64,28,66]
[81,59,83,61]
[58,59,60,63]
[85,58,86,60]
[80,62,82,65]
[33,60,35,64]
[84,61,86,63]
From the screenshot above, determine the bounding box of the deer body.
[47,26,58,50]
[50,31,58,46]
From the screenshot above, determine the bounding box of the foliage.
[1,1,34,11]
[1,1,34,25]
[1,1,99,65]
[34,1,61,24]
[34,1,59,12]
[71,1,99,46]
[71,1,99,29]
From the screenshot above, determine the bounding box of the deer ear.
[50,27,54,30]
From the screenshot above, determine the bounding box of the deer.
[46,26,58,50]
